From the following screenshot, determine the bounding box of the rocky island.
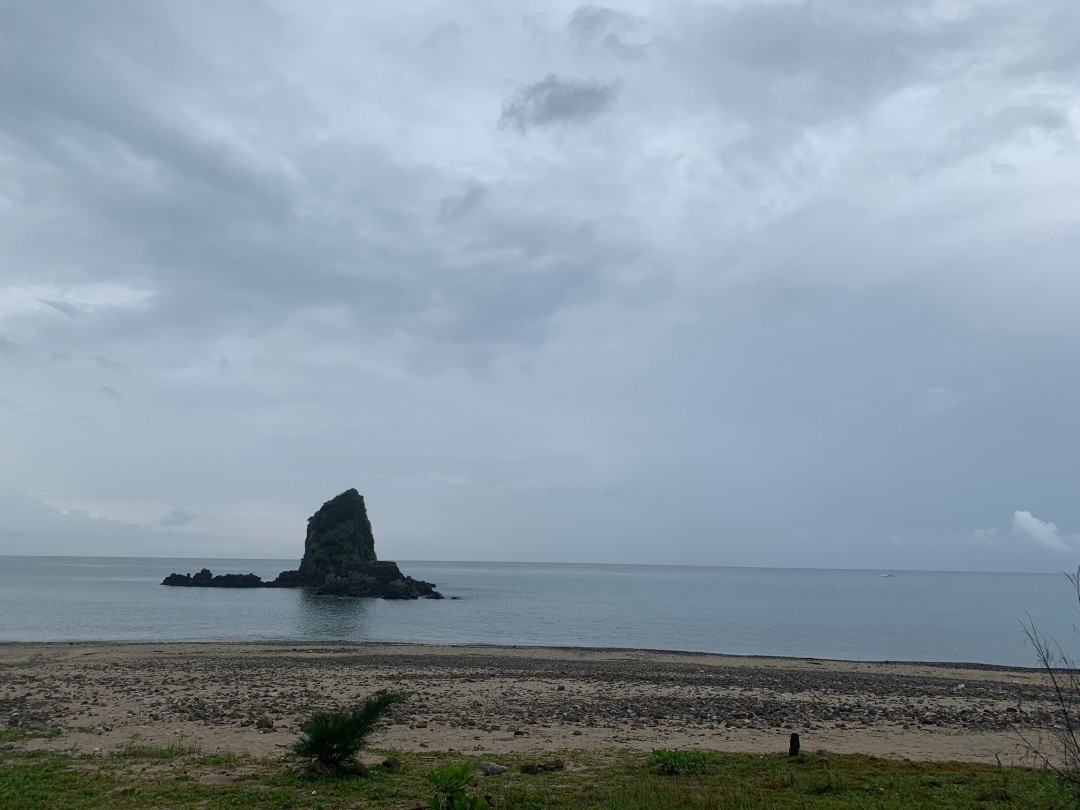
[162,489,441,599]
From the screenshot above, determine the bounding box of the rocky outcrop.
[310,560,441,599]
[298,488,376,580]
[162,490,441,599]
[161,569,264,588]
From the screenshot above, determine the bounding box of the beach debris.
[479,761,507,775]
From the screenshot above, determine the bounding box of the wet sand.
[0,641,1058,765]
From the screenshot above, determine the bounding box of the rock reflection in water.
[296,590,372,638]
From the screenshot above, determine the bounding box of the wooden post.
[788,732,800,757]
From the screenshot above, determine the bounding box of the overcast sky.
[1,0,1078,571]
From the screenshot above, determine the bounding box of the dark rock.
[161,572,194,586]
[160,570,263,588]
[519,761,565,775]
[382,757,401,770]
[212,573,263,588]
[265,569,305,588]
[314,567,440,600]
[192,568,213,586]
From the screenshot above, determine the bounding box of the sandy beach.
[0,642,1058,765]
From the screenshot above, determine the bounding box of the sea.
[0,556,1076,667]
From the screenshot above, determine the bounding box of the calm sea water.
[0,556,1075,666]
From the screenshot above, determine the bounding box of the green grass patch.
[196,751,240,767]
[648,748,714,775]
[0,726,63,748]
[0,747,1065,809]
[109,739,200,760]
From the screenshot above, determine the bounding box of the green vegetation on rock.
[298,488,377,580]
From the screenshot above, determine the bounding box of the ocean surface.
[0,556,1076,667]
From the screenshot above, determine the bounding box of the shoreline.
[1,641,1057,765]
[0,638,1044,672]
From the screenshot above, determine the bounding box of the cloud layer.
[1,1,1078,569]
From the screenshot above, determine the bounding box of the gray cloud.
[0,336,23,355]
[499,75,619,133]
[439,180,488,222]
[161,506,196,527]
[568,6,650,60]
[0,490,218,556]
[0,396,33,416]
[93,355,126,371]
[41,299,85,318]
[98,385,123,402]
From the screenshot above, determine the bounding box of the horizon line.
[0,553,1070,577]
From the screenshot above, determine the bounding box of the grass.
[110,739,201,760]
[0,746,1065,809]
[648,748,713,775]
[0,727,63,748]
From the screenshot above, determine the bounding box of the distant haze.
[1,1,1078,572]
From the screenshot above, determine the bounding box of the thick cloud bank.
[1,1,1078,570]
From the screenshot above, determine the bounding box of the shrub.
[428,761,488,809]
[1021,566,1080,807]
[649,748,712,775]
[294,690,407,772]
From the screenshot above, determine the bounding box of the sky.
[1,0,1078,571]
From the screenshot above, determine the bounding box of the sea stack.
[300,488,377,579]
[162,489,441,599]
